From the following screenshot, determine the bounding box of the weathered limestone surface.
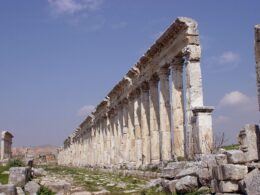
[239,168,260,194]
[8,167,31,187]
[57,17,214,168]
[238,124,260,162]
[0,184,17,195]
[1,131,13,160]
[212,164,248,181]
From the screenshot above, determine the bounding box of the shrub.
[37,186,55,195]
[7,159,24,167]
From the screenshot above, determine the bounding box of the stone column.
[171,59,185,158]
[105,115,111,165]
[255,25,260,110]
[184,45,204,159]
[118,104,124,165]
[122,98,130,164]
[108,109,116,165]
[141,81,151,165]
[149,75,160,164]
[134,88,142,167]
[128,93,136,165]
[159,67,172,161]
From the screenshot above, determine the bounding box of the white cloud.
[213,91,259,144]
[48,0,103,15]
[203,51,241,73]
[77,105,95,117]
[219,91,250,107]
[214,115,231,125]
[218,51,240,64]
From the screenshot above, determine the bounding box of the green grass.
[222,144,239,150]
[0,165,9,184]
[43,166,155,194]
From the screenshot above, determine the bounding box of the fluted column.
[184,45,204,159]
[141,81,151,165]
[149,74,160,164]
[159,67,172,161]
[171,59,185,158]
[108,109,116,165]
[105,115,111,165]
[134,88,142,167]
[128,93,136,165]
[118,104,124,165]
[122,98,130,164]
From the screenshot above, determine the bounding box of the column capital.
[158,67,170,78]
[122,98,128,105]
[171,57,184,70]
[141,81,149,92]
[149,74,159,85]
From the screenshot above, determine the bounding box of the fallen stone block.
[0,184,17,195]
[16,187,24,195]
[175,176,198,193]
[197,168,211,186]
[212,164,248,181]
[225,150,246,164]
[239,168,260,194]
[43,180,71,195]
[32,168,47,177]
[24,181,40,195]
[8,167,31,187]
[219,181,239,193]
[215,154,227,165]
[161,179,177,193]
[161,162,186,179]
[175,166,198,179]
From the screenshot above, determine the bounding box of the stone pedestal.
[192,106,214,155]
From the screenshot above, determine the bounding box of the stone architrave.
[1,131,13,160]
[255,24,260,110]
[159,67,172,162]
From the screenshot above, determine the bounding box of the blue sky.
[0,0,259,146]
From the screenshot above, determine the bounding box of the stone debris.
[212,164,248,181]
[24,181,40,195]
[225,150,247,164]
[16,187,25,195]
[32,167,47,177]
[239,168,260,194]
[175,175,198,193]
[0,184,17,195]
[8,167,31,187]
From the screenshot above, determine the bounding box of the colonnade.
[58,17,214,168]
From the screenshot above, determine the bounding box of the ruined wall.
[1,131,13,160]
[58,17,214,168]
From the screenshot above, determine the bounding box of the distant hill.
[12,145,58,157]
